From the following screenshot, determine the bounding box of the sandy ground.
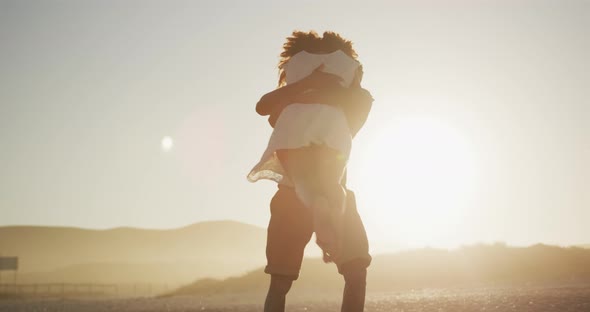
[1,285,590,312]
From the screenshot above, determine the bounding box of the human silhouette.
[248,30,373,312]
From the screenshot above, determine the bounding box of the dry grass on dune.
[167,243,590,299]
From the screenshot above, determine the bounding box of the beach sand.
[1,285,589,312]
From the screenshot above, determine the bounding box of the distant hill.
[0,221,267,284]
[167,243,590,298]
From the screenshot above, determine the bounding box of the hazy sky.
[1,0,588,250]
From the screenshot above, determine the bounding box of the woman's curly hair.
[277,30,358,87]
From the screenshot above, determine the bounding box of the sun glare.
[357,116,480,248]
[161,136,174,152]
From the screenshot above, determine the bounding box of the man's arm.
[340,66,373,137]
[339,87,373,137]
[257,64,373,134]
[255,79,309,116]
[256,64,343,117]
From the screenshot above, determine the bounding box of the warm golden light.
[358,115,480,247]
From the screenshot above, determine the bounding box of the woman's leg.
[276,146,347,261]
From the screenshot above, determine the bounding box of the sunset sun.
[357,115,480,248]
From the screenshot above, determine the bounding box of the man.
[256,68,373,312]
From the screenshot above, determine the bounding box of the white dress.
[248,50,361,185]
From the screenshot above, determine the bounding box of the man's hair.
[277,30,358,87]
